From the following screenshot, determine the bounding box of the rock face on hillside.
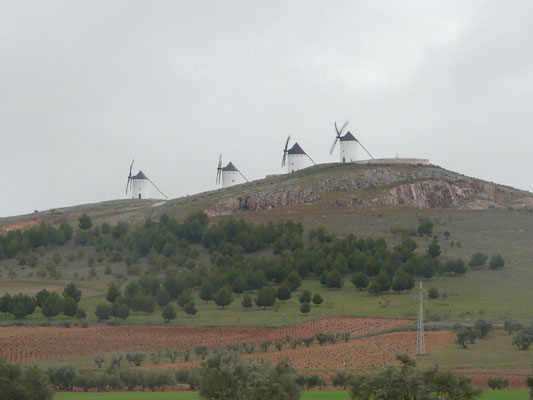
[205,164,533,217]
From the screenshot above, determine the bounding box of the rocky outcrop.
[206,189,320,217]
[381,180,510,209]
[205,165,531,216]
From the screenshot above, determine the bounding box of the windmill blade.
[306,154,317,165]
[129,159,134,176]
[125,177,131,195]
[216,154,222,184]
[284,135,291,151]
[335,121,348,136]
[282,135,290,167]
[148,178,168,199]
[329,137,339,154]
[238,171,249,182]
[339,120,348,135]
[356,139,375,159]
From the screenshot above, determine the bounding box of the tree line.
[0,283,85,320]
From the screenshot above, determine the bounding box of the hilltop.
[2,163,532,231]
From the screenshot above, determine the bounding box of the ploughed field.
[0,316,409,362]
[153,331,455,372]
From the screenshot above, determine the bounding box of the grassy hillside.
[2,208,533,325]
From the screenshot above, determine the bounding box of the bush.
[469,252,488,267]
[184,301,197,318]
[255,286,276,309]
[277,284,291,302]
[417,218,433,236]
[312,293,323,306]
[300,301,311,315]
[241,294,253,310]
[427,239,441,258]
[78,214,93,230]
[298,290,312,304]
[513,332,533,350]
[126,352,146,367]
[162,305,177,322]
[489,254,505,270]
[487,376,510,390]
[349,354,480,398]
[428,287,439,299]
[214,286,233,309]
[198,352,301,400]
[474,319,492,339]
[351,272,369,291]
[194,345,209,360]
[94,303,113,321]
[326,269,343,289]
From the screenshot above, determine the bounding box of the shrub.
[469,252,488,267]
[300,301,311,315]
[489,254,505,270]
[487,376,509,390]
[298,290,312,304]
[94,303,112,321]
[417,218,433,236]
[428,287,439,299]
[255,286,276,309]
[194,345,209,360]
[214,286,233,309]
[351,272,369,291]
[162,305,177,323]
[126,352,146,367]
[241,294,253,310]
[277,284,291,302]
[312,293,323,306]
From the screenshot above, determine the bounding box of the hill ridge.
[1,163,532,229]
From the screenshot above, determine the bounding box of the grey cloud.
[1,0,532,216]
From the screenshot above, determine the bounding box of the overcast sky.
[1,1,532,217]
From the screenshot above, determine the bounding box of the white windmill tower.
[281,136,316,173]
[330,121,374,162]
[126,159,168,200]
[216,154,248,188]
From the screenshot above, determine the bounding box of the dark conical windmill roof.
[340,131,357,141]
[288,142,306,155]
[222,162,239,172]
[133,170,149,180]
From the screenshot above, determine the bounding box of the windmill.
[330,121,349,155]
[125,159,168,200]
[216,154,248,188]
[281,136,316,173]
[330,121,375,162]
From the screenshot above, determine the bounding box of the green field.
[52,389,530,400]
[53,391,351,400]
[418,328,533,370]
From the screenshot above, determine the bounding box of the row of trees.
[0,222,73,261]
[455,320,493,348]
[0,283,84,320]
[2,352,533,399]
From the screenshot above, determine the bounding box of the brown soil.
[153,331,455,372]
[0,316,409,362]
